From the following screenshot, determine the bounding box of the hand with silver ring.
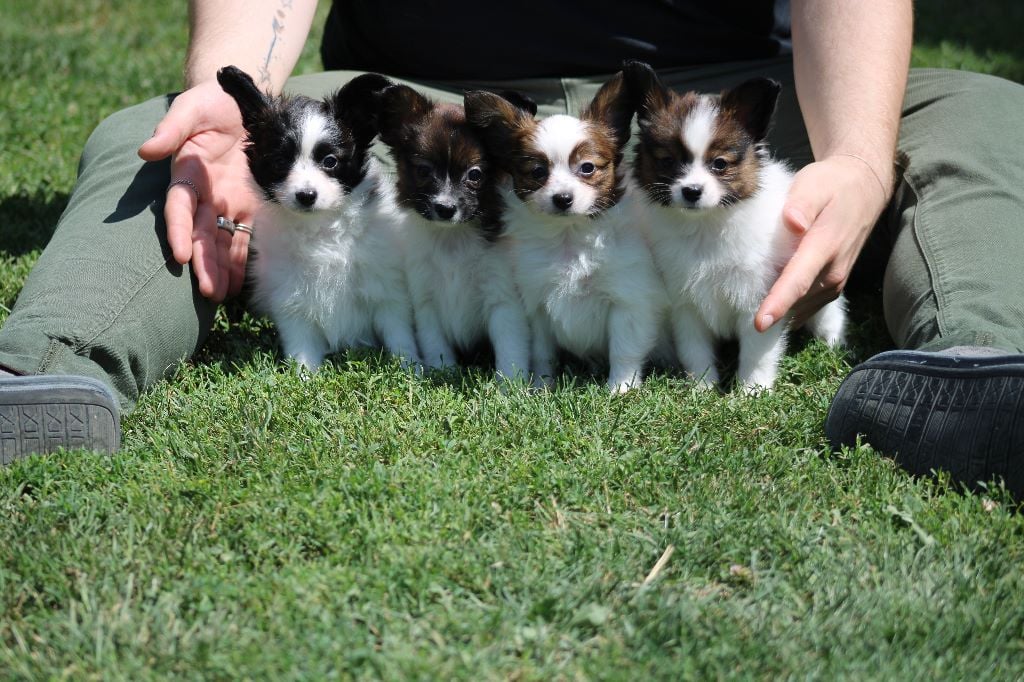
[169,178,201,202]
[138,80,260,302]
[216,216,254,237]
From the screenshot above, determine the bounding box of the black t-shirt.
[321,1,791,80]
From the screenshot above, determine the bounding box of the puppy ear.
[464,90,536,165]
[378,84,433,147]
[621,60,670,127]
[217,65,269,131]
[496,90,538,118]
[581,71,635,150]
[720,77,782,142]
[330,72,394,147]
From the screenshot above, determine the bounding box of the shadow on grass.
[192,298,278,374]
[0,191,68,257]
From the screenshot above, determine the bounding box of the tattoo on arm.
[257,0,293,89]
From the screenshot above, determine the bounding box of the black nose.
[433,203,457,220]
[295,189,317,207]
[552,193,574,211]
[681,185,703,203]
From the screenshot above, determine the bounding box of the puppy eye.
[414,162,433,180]
[321,154,339,170]
[579,162,596,176]
[530,164,549,181]
[711,157,729,172]
[466,167,484,184]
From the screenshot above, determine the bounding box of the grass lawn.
[2,1,1023,679]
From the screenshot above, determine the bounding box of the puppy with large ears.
[623,60,846,391]
[465,73,666,393]
[375,84,531,380]
[217,66,422,371]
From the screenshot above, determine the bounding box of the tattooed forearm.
[257,0,294,88]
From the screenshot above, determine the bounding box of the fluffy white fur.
[644,158,847,391]
[250,158,421,371]
[502,176,666,393]
[401,212,530,380]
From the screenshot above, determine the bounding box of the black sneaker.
[0,374,120,463]
[825,349,1024,496]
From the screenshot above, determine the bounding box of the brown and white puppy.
[465,73,666,392]
[377,85,530,380]
[624,60,846,391]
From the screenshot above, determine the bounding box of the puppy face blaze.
[379,88,496,226]
[464,71,634,219]
[635,96,762,210]
[246,103,363,212]
[508,115,620,217]
[217,66,389,214]
[624,63,782,212]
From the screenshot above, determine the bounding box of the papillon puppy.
[377,84,530,380]
[217,66,421,371]
[465,73,666,393]
[623,61,846,391]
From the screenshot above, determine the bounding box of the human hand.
[755,155,890,332]
[138,80,260,302]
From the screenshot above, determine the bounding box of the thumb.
[137,96,198,161]
[782,167,831,236]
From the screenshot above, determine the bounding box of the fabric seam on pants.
[901,169,948,342]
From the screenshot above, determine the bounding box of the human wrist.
[825,151,895,205]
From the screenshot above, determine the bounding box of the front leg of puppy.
[373,304,423,370]
[672,304,720,388]
[530,314,558,389]
[277,317,330,373]
[488,302,531,383]
[414,303,457,370]
[736,318,787,393]
[607,303,658,394]
[805,296,848,348]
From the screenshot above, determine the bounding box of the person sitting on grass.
[0,0,1022,495]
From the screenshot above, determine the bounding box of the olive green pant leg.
[0,94,217,411]
[884,69,1024,353]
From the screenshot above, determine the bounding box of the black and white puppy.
[465,74,666,392]
[377,85,530,380]
[217,66,421,371]
[624,61,846,391]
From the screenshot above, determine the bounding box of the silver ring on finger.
[168,178,201,202]
[216,216,236,235]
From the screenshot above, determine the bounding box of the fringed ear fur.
[620,59,671,128]
[463,90,537,167]
[216,65,270,132]
[581,70,636,150]
[377,84,434,147]
[719,77,782,142]
[330,72,394,147]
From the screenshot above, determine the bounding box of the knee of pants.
[883,71,1024,353]
[79,94,173,171]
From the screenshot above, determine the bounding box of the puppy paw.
[607,369,643,394]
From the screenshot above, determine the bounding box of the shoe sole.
[825,350,1024,496]
[0,375,120,463]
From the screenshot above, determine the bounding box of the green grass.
[2,1,1024,679]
